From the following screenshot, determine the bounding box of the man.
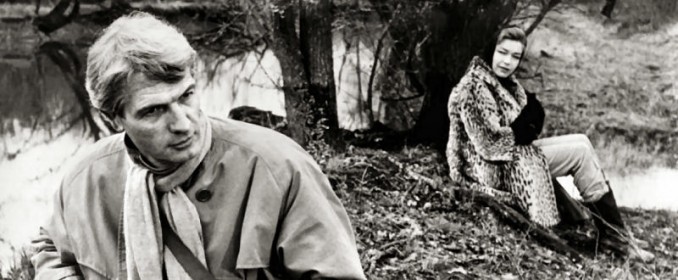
[31,12,366,279]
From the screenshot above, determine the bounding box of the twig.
[378,238,408,251]
[380,92,425,102]
[525,0,562,36]
[354,30,365,125]
[336,28,351,95]
[405,168,437,187]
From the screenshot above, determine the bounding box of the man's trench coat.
[31,117,366,280]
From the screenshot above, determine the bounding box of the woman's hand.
[510,92,544,145]
[511,120,539,145]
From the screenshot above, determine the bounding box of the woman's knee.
[567,134,597,153]
[569,141,596,162]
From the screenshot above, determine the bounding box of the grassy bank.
[330,146,678,279]
[521,2,678,174]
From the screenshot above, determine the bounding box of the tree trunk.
[300,0,344,150]
[365,0,521,148]
[268,0,342,151]
[368,0,427,130]
[410,0,518,150]
[409,71,453,151]
[269,0,312,146]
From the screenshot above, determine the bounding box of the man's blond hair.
[85,11,197,117]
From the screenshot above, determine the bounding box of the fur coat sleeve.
[457,80,517,162]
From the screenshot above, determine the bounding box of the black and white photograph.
[0,0,677,279]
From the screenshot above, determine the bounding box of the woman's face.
[491,39,525,78]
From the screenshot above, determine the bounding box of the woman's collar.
[470,56,520,89]
[469,56,527,106]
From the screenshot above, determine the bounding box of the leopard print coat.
[446,57,560,227]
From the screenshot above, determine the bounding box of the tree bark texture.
[269,0,312,147]
[300,0,344,150]
[368,0,427,131]
[268,0,343,151]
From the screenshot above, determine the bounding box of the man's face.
[115,72,203,167]
[491,39,524,78]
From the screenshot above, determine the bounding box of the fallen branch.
[405,168,584,261]
[452,186,585,263]
[405,168,437,187]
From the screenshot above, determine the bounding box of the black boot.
[587,189,625,232]
[584,187,654,262]
[584,188,628,244]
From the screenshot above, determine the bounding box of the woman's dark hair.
[481,27,528,65]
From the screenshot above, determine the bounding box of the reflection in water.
[38,41,110,140]
[608,168,678,211]
[557,169,678,211]
[1,21,389,139]
[0,17,87,143]
[0,51,80,139]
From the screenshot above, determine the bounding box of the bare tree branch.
[525,0,562,36]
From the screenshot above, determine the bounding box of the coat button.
[195,189,212,202]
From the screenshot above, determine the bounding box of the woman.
[446,27,654,261]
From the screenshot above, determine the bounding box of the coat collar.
[467,56,527,108]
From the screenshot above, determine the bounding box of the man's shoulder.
[62,133,126,184]
[209,117,310,163]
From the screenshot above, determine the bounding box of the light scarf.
[122,115,212,280]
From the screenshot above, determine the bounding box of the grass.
[0,248,34,280]
[595,136,672,176]
[329,146,678,279]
